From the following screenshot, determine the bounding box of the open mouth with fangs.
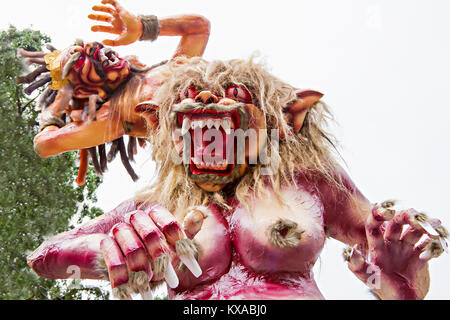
[172,103,249,183]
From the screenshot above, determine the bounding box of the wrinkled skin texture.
[26,0,447,300]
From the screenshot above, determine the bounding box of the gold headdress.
[44,50,69,90]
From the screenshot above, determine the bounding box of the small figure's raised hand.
[99,205,205,300]
[89,0,143,46]
[344,201,448,300]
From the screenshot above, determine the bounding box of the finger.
[429,218,449,238]
[343,246,365,272]
[88,14,112,23]
[366,204,395,250]
[424,217,448,252]
[182,207,208,240]
[100,237,132,300]
[400,226,424,247]
[419,240,444,261]
[128,210,179,289]
[147,205,202,278]
[102,0,124,12]
[102,38,124,47]
[111,223,153,282]
[92,5,116,16]
[384,218,404,242]
[147,206,186,245]
[91,25,121,35]
[102,33,135,47]
[415,236,432,252]
[407,210,440,237]
[343,246,376,287]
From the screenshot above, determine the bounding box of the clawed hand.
[345,200,448,299]
[100,205,206,300]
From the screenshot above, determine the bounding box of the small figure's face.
[60,42,130,99]
[170,84,267,192]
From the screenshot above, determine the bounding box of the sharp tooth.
[181,118,190,135]
[199,120,205,128]
[207,119,214,129]
[192,121,201,129]
[223,119,231,134]
[214,120,221,130]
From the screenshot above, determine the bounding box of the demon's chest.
[174,187,326,291]
[230,187,326,273]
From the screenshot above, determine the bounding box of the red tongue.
[192,127,226,165]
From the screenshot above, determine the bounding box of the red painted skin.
[28,167,436,299]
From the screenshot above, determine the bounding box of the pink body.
[27,172,363,299]
[27,171,435,299]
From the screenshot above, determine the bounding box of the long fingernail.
[165,262,179,289]
[175,239,202,278]
[440,238,448,253]
[343,246,354,262]
[179,254,202,278]
[413,213,440,237]
[381,200,396,209]
[379,207,395,220]
[419,249,432,261]
[420,240,444,260]
[435,226,449,239]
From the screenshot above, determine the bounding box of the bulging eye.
[181,85,198,100]
[75,55,86,68]
[225,85,252,103]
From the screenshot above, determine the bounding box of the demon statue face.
[140,57,325,200]
[59,41,131,99]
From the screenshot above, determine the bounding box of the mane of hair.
[136,56,345,216]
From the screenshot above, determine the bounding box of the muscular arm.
[33,103,125,158]
[158,15,210,59]
[27,200,140,279]
[316,166,371,247]
[90,0,210,59]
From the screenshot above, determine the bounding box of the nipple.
[268,219,304,248]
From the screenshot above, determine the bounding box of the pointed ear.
[135,100,159,131]
[284,89,324,133]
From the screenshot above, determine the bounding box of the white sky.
[2,0,450,299]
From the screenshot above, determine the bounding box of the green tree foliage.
[0,26,108,300]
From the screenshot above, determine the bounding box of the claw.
[412,212,440,237]
[381,200,396,209]
[419,240,444,261]
[440,238,448,253]
[434,225,449,239]
[176,239,202,278]
[164,261,180,289]
[379,207,395,220]
[178,253,202,278]
[153,253,179,288]
[343,246,354,262]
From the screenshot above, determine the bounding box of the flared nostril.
[195,91,219,104]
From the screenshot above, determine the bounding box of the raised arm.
[89,0,210,58]
[318,166,447,300]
